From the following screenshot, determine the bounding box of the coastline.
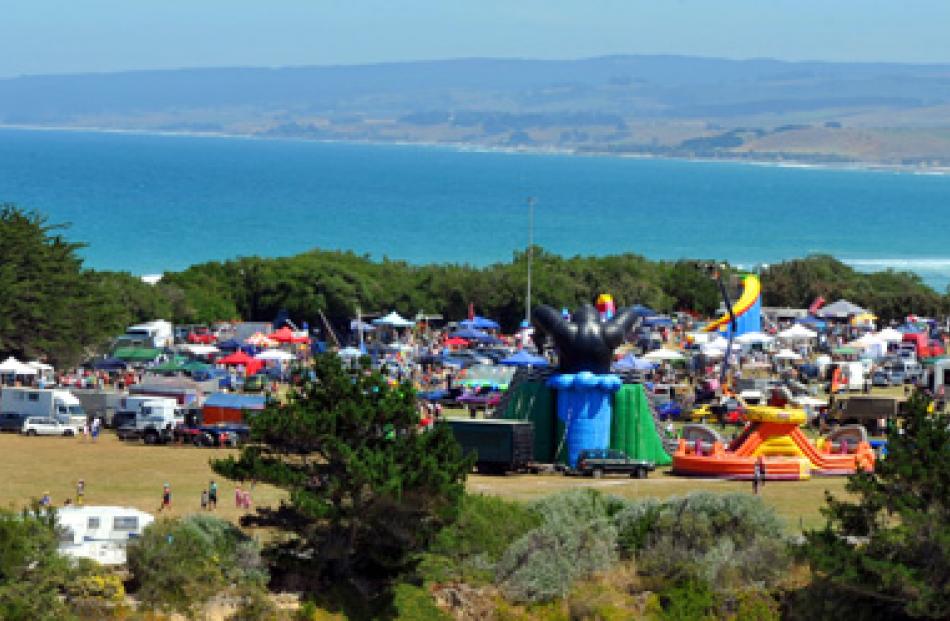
[3,122,949,177]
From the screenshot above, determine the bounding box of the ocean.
[1,127,949,292]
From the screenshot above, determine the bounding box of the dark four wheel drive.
[575,449,655,479]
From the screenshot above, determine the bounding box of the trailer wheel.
[635,468,648,479]
[27,429,37,436]
[63,430,74,437]
[144,431,158,445]
[591,468,603,479]
[192,435,203,447]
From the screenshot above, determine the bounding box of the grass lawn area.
[0,432,285,523]
[0,432,849,534]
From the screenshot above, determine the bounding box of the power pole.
[525,196,536,325]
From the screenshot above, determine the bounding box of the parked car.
[872,368,904,387]
[574,449,655,479]
[0,412,29,433]
[21,417,78,437]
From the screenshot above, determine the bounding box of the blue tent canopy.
[91,357,128,371]
[460,316,500,330]
[613,354,657,371]
[450,328,494,341]
[642,316,673,328]
[217,339,244,351]
[796,316,827,330]
[500,350,549,367]
[627,304,657,318]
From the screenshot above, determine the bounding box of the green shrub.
[615,492,789,590]
[421,494,541,584]
[495,490,621,604]
[657,577,717,621]
[126,515,267,617]
[392,583,449,621]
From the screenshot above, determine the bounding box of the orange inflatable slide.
[672,406,875,480]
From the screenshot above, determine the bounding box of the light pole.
[525,196,536,326]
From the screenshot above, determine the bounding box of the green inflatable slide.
[502,381,563,463]
[610,384,672,466]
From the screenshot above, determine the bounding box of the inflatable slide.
[703,274,762,336]
[672,406,875,480]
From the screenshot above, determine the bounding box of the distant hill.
[3,55,950,166]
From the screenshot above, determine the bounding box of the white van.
[57,506,154,565]
[1,387,86,426]
[835,361,868,392]
[115,320,174,349]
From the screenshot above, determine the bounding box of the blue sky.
[2,0,949,77]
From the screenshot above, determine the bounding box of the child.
[76,479,85,506]
[200,489,209,511]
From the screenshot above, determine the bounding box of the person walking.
[752,456,765,495]
[159,484,171,512]
[90,417,101,442]
[200,489,209,511]
[76,480,85,506]
[208,480,218,510]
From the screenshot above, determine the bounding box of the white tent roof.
[27,360,54,371]
[644,348,685,361]
[181,344,220,356]
[778,324,818,340]
[817,299,868,319]
[0,356,37,375]
[877,327,904,343]
[849,333,885,348]
[255,349,294,361]
[337,347,363,358]
[735,331,774,345]
[774,348,803,361]
[372,311,415,328]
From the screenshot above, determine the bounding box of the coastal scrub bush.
[495,490,623,603]
[126,515,266,617]
[421,493,541,584]
[615,492,789,591]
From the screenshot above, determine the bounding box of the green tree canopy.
[802,393,950,619]
[212,353,471,617]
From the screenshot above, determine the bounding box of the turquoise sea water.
[1,127,949,291]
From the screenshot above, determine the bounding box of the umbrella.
[218,351,256,366]
[217,338,244,351]
[460,316,500,330]
[443,336,469,347]
[349,320,375,331]
[644,348,685,362]
[643,316,674,328]
[817,299,868,319]
[269,327,310,344]
[372,311,415,328]
[499,350,548,367]
[337,347,363,358]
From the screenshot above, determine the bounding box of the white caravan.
[57,505,155,565]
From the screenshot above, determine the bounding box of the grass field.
[0,432,848,534]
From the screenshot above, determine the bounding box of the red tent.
[444,337,469,347]
[270,326,310,344]
[217,351,263,376]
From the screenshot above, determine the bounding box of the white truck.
[0,387,86,426]
[114,396,181,444]
[115,320,174,349]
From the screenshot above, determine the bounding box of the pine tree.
[802,392,949,619]
[213,353,471,614]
